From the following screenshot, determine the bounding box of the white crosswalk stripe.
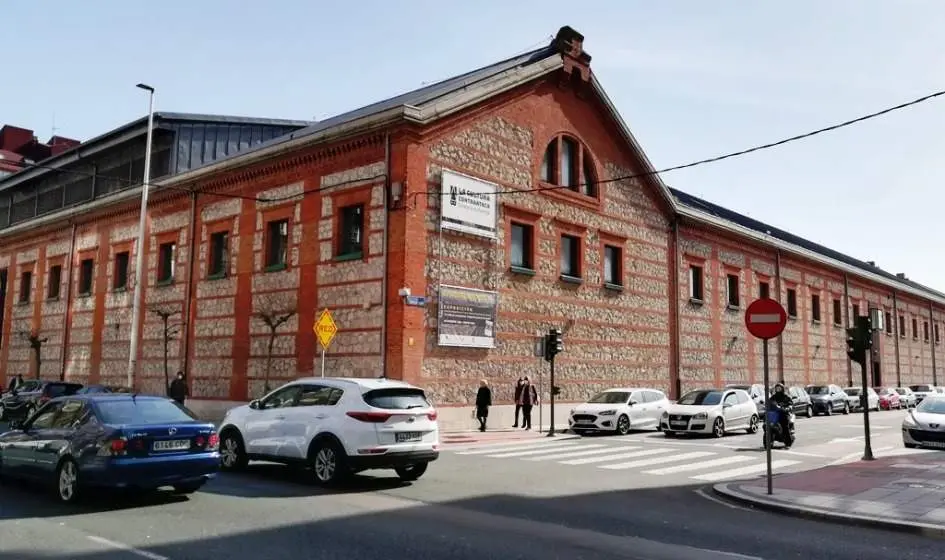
[444,437,809,482]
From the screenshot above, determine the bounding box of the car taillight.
[346,411,392,423]
[208,433,220,450]
[98,437,128,457]
[427,409,438,421]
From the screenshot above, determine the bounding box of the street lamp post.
[126,83,155,391]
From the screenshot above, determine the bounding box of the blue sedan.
[0,394,219,503]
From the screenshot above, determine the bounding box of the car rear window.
[45,383,82,397]
[362,388,430,410]
[95,399,197,425]
[911,385,933,392]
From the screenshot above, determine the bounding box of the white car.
[217,377,439,485]
[660,388,759,438]
[842,387,880,412]
[894,387,917,409]
[909,384,936,405]
[568,388,669,435]
[902,395,945,450]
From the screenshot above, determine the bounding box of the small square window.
[113,252,129,290]
[208,232,228,278]
[78,259,94,296]
[157,242,176,284]
[786,288,797,317]
[560,234,580,279]
[604,245,622,286]
[337,205,364,258]
[510,222,534,271]
[833,299,842,325]
[266,219,289,269]
[47,265,62,300]
[759,281,770,300]
[726,274,739,308]
[18,270,32,303]
[689,265,704,301]
[811,294,821,322]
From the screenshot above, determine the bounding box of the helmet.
[774,383,785,392]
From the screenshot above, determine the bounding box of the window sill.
[688,297,704,306]
[603,282,624,293]
[812,319,821,325]
[206,272,227,281]
[334,251,363,262]
[112,287,127,294]
[559,274,583,285]
[833,323,842,328]
[16,301,30,307]
[156,279,175,287]
[510,266,536,277]
[788,315,797,321]
[45,296,60,302]
[726,304,740,311]
[264,263,288,273]
[77,292,93,299]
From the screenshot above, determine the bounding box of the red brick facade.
[1,34,942,407]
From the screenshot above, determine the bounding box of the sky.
[3,1,944,289]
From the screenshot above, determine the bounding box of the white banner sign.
[440,170,497,239]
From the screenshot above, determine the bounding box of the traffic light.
[544,328,563,362]
[846,317,873,366]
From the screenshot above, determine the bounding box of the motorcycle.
[762,403,796,449]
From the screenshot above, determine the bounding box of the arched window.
[540,135,597,197]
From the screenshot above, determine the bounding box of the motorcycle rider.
[767,383,795,448]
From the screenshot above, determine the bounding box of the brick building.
[1,26,943,429]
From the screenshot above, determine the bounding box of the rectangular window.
[510,222,533,270]
[265,219,289,269]
[18,270,32,303]
[885,311,892,334]
[851,303,860,319]
[833,299,842,325]
[924,321,930,342]
[78,259,94,296]
[113,252,129,290]
[603,245,622,286]
[337,204,364,257]
[47,265,62,299]
[912,317,918,339]
[936,323,941,344]
[157,242,176,284]
[559,234,580,278]
[899,315,906,338]
[726,274,739,308]
[786,288,797,317]
[759,281,770,300]
[208,232,228,278]
[689,265,704,301]
[811,294,821,322]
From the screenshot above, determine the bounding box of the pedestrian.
[520,376,538,430]
[169,371,189,406]
[6,374,21,394]
[513,377,525,428]
[475,379,492,432]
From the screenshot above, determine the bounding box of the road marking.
[777,449,828,458]
[489,444,604,458]
[600,451,715,470]
[86,536,169,560]
[454,441,578,455]
[643,455,753,475]
[559,447,674,465]
[693,487,756,513]
[524,446,637,461]
[691,459,800,482]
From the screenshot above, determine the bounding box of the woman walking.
[475,379,492,432]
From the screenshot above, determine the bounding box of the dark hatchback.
[0,394,219,503]
[0,381,83,422]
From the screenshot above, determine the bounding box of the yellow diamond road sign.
[314,309,338,350]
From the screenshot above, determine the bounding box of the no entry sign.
[744,298,788,340]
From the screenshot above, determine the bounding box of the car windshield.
[911,385,932,392]
[587,391,630,404]
[362,388,430,410]
[917,398,945,414]
[845,388,860,396]
[46,384,81,398]
[96,399,197,425]
[808,386,830,395]
[677,391,723,406]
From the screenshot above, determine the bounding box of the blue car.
[0,394,219,503]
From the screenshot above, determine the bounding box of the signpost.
[744,297,788,496]
[314,309,338,378]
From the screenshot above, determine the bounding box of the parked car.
[805,384,850,415]
[0,394,219,503]
[894,387,917,409]
[76,384,132,395]
[902,395,945,450]
[725,384,766,414]
[0,381,83,422]
[842,387,880,412]
[909,384,936,405]
[660,388,758,438]
[787,386,813,417]
[876,387,902,410]
[1,379,42,398]
[569,388,669,435]
[217,377,439,485]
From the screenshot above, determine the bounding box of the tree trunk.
[34,346,41,380]
[264,329,276,393]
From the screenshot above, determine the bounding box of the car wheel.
[55,458,80,504]
[805,405,813,418]
[712,417,725,438]
[172,481,206,494]
[843,403,850,415]
[825,404,833,416]
[219,431,248,471]
[664,431,676,438]
[616,415,631,436]
[310,439,349,486]
[905,443,918,449]
[394,463,428,482]
[746,414,759,434]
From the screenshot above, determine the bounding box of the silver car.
[894,387,917,409]
[902,396,945,449]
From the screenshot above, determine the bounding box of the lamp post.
[126,83,155,390]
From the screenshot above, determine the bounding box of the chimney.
[896,273,907,279]
[552,26,592,84]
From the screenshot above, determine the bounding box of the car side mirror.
[723,403,732,408]
[249,400,262,410]
[628,400,638,406]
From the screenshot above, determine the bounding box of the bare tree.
[254,299,297,394]
[17,329,49,380]
[149,305,184,395]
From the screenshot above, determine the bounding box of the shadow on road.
[201,463,412,498]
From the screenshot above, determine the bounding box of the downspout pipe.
[843,273,852,385]
[182,191,199,379]
[671,218,682,399]
[774,248,784,383]
[59,222,78,379]
[930,300,938,385]
[379,133,391,378]
[893,292,902,386]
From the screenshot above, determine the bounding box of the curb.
[712,483,945,538]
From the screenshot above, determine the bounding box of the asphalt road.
[1,408,943,560]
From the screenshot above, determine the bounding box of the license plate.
[152,439,191,451]
[670,421,687,428]
[925,441,945,448]
[395,432,422,443]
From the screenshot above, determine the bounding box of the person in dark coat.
[475,379,492,432]
[169,371,189,406]
[513,377,525,428]
[520,376,538,430]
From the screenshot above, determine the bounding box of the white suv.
[217,377,439,485]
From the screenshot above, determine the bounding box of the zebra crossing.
[446,438,803,483]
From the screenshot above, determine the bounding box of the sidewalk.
[441,425,574,446]
[714,450,945,537]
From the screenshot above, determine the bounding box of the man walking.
[520,376,538,430]
[169,371,189,406]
